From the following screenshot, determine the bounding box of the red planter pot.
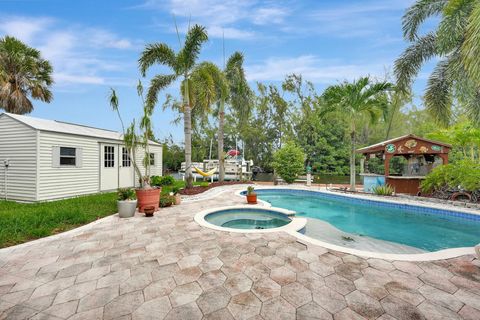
[246,194,257,204]
[136,188,161,213]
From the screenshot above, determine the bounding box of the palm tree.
[0,36,53,114]
[323,77,392,191]
[139,24,208,188]
[395,0,480,125]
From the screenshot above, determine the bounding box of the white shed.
[0,112,163,202]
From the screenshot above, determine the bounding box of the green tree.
[395,0,480,125]
[272,142,305,184]
[0,36,53,114]
[139,24,208,188]
[323,77,392,191]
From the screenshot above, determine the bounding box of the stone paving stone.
[228,291,262,319]
[419,261,454,279]
[244,263,270,282]
[0,304,38,319]
[341,255,368,268]
[417,301,463,320]
[164,301,202,320]
[251,276,281,302]
[281,282,312,307]
[29,312,64,320]
[143,277,177,302]
[418,272,458,294]
[385,281,425,306]
[393,261,425,276]
[255,246,276,257]
[177,254,202,269]
[120,273,153,295]
[312,286,347,314]
[285,256,309,273]
[53,280,97,305]
[196,286,231,315]
[334,263,363,282]
[419,284,464,312]
[23,293,56,312]
[297,250,319,264]
[151,263,179,281]
[345,290,384,319]
[454,289,480,310]
[168,281,203,307]
[56,262,92,279]
[198,257,223,273]
[197,270,227,291]
[296,270,326,291]
[76,265,110,283]
[458,304,480,320]
[262,255,285,270]
[30,276,76,299]
[132,296,171,320]
[297,301,332,320]
[68,307,104,320]
[450,276,480,296]
[318,253,343,267]
[380,295,425,320]
[334,308,367,320]
[173,266,202,285]
[260,296,296,320]
[203,308,235,320]
[224,273,253,295]
[43,300,79,318]
[367,259,395,272]
[309,261,335,277]
[97,269,130,289]
[270,266,296,286]
[77,285,119,312]
[325,274,356,296]
[104,290,144,320]
[388,270,423,290]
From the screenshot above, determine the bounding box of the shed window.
[149,153,155,166]
[104,146,115,168]
[122,147,131,167]
[60,147,76,166]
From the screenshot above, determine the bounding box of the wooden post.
[384,154,391,177]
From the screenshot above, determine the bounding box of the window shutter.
[76,148,83,168]
[52,146,60,168]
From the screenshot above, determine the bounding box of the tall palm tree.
[395,0,480,125]
[0,36,53,114]
[139,24,208,188]
[323,77,392,191]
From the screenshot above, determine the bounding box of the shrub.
[421,160,480,193]
[117,188,136,201]
[151,175,176,187]
[272,142,306,184]
[159,194,175,207]
[372,184,394,196]
[247,186,255,195]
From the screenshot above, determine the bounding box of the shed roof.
[356,134,451,154]
[1,113,161,145]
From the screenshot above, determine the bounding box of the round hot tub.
[206,208,291,230]
[195,206,307,233]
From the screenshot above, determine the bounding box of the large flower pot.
[118,200,137,218]
[136,188,161,213]
[246,194,257,204]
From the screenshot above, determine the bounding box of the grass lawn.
[0,192,117,248]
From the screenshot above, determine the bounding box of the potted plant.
[159,194,175,208]
[109,81,161,214]
[246,186,257,204]
[117,188,137,218]
[172,186,181,205]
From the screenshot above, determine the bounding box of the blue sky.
[1,0,433,142]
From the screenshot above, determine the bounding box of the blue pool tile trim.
[249,189,480,222]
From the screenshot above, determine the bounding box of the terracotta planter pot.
[144,206,155,217]
[174,194,181,205]
[136,188,161,213]
[246,194,257,204]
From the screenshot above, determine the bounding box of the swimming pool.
[256,189,480,252]
[205,208,291,230]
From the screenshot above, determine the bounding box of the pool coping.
[194,205,307,234]
[232,186,477,261]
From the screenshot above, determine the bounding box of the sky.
[0,0,434,143]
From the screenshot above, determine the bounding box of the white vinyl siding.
[0,116,37,201]
[37,131,99,201]
[134,145,163,187]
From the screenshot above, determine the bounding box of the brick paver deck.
[0,186,479,319]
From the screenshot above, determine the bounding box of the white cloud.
[0,16,137,86]
[252,7,288,25]
[246,55,389,83]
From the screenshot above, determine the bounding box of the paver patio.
[0,185,479,319]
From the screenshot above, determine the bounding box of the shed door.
[100,144,118,191]
[119,146,134,188]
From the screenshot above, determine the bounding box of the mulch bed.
[179,181,252,196]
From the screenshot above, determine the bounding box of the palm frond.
[436,0,472,54]
[425,58,455,126]
[178,24,208,73]
[462,0,480,86]
[138,43,177,76]
[145,74,177,107]
[394,32,438,93]
[403,0,447,41]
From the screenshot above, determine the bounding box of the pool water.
[257,190,480,251]
[205,209,291,230]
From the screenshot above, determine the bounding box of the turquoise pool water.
[256,190,480,251]
[205,209,291,230]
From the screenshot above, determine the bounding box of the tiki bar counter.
[356,134,451,195]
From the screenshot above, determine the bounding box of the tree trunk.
[350,129,356,192]
[184,75,193,189]
[218,99,225,182]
